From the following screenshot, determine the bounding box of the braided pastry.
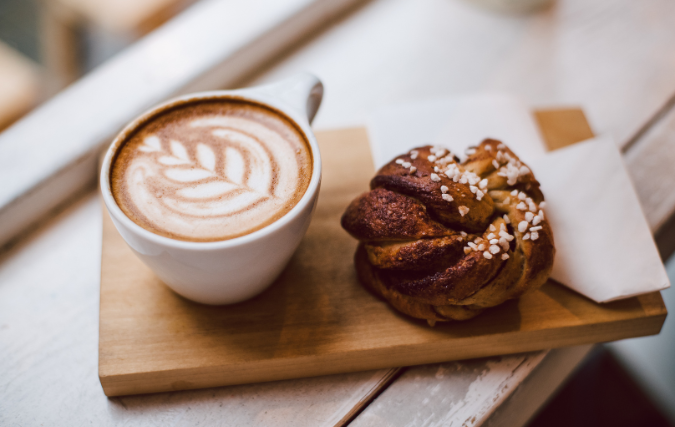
[341,139,555,325]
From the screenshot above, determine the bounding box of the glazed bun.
[341,140,554,325]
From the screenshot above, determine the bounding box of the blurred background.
[0,0,198,131]
[0,0,673,425]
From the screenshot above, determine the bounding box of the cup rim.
[100,89,322,251]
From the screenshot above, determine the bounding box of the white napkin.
[367,95,670,303]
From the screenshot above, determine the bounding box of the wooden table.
[2,0,675,425]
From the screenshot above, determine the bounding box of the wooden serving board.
[99,110,667,397]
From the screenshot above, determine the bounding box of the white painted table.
[2,0,675,425]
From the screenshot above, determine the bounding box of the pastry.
[341,139,555,325]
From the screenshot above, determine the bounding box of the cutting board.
[99,109,667,397]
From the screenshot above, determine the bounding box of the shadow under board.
[99,111,667,397]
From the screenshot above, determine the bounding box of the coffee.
[110,99,313,242]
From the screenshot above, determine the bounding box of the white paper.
[532,136,670,302]
[367,95,670,303]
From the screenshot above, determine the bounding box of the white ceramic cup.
[100,73,323,305]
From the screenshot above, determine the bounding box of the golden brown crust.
[370,146,494,233]
[356,245,485,322]
[465,139,545,201]
[341,188,453,242]
[364,234,469,271]
[342,140,555,324]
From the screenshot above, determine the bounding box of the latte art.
[111,100,312,242]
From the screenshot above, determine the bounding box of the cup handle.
[253,73,324,124]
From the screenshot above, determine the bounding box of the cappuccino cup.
[100,74,323,304]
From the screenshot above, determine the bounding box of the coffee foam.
[111,100,312,242]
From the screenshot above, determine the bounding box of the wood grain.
[334,367,402,426]
[4,1,675,425]
[351,351,549,427]
[351,107,610,426]
[534,109,595,151]
[99,121,667,397]
[625,106,675,259]
[0,194,407,427]
[351,345,593,427]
